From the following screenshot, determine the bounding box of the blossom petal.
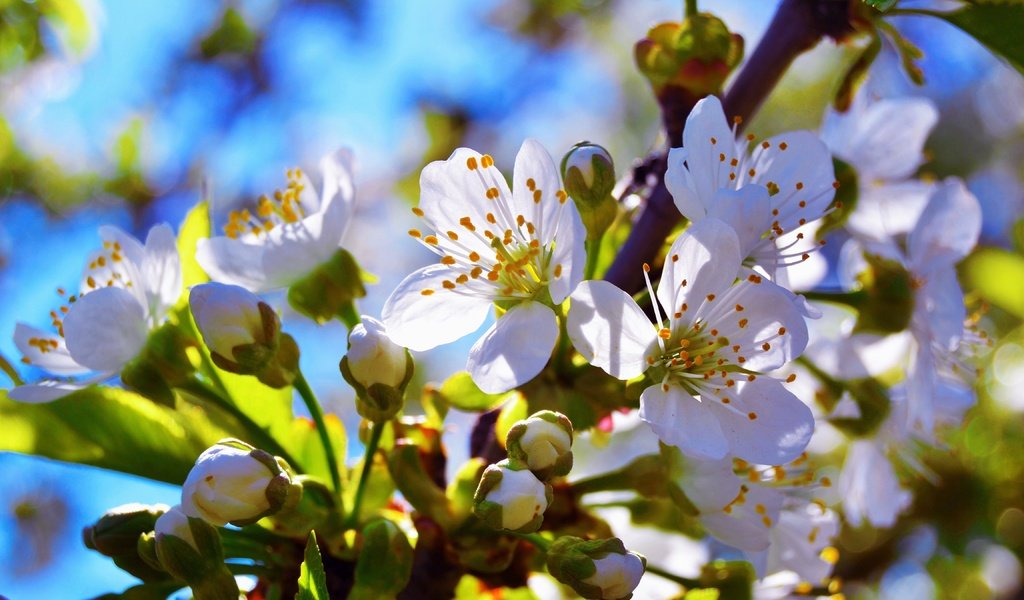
[142,224,183,317]
[840,440,911,528]
[567,280,657,379]
[847,180,935,242]
[658,218,741,320]
[196,237,268,292]
[908,178,982,271]
[8,380,87,403]
[98,225,146,266]
[706,185,773,259]
[701,483,783,552]
[681,96,736,205]
[749,130,835,232]
[547,199,587,304]
[13,323,89,376]
[639,384,728,460]
[511,139,562,246]
[467,301,557,393]
[260,212,338,289]
[382,264,492,352]
[710,279,809,372]
[709,378,814,464]
[62,287,148,373]
[915,267,966,351]
[665,147,707,221]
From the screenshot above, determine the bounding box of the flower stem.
[345,420,384,529]
[509,531,552,551]
[645,564,701,589]
[685,0,698,18]
[337,301,361,330]
[585,236,603,280]
[294,370,343,495]
[0,351,24,386]
[179,377,302,472]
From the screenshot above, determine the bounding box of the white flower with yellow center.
[10,224,182,403]
[567,219,812,464]
[196,149,355,292]
[665,95,837,280]
[383,139,586,393]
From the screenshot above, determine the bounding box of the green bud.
[472,460,551,533]
[350,519,414,600]
[122,323,197,406]
[288,247,367,324]
[853,253,915,335]
[635,14,743,96]
[547,536,647,600]
[561,143,618,241]
[505,410,574,480]
[152,506,239,599]
[83,503,172,582]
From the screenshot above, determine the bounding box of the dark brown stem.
[604,0,854,294]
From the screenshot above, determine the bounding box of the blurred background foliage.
[1,0,1024,598]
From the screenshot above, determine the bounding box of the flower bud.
[287,247,367,325]
[347,316,408,388]
[547,536,647,600]
[181,439,302,527]
[472,460,551,533]
[340,316,414,422]
[561,143,617,241]
[505,410,574,480]
[83,503,169,557]
[635,15,743,97]
[146,505,239,599]
[190,282,280,372]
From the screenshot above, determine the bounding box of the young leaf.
[905,4,1024,76]
[439,371,515,412]
[177,201,211,296]
[297,532,330,600]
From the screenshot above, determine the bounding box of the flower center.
[224,168,309,239]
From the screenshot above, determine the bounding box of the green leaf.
[297,532,330,600]
[964,248,1024,318]
[177,201,211,295]
[0,387,225,484]
[863,0,898,12]
[90,582,184,600]
[685,589,721,600]
[910,4,1024,75]
[439,371,514,412]
[287,413,348,486]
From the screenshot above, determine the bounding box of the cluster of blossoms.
[6,82,986,597]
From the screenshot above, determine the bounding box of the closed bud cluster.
[546,536,647,600]
[189,282,299,388]
[561,142,617,241]
[505,410,574,480]
[634,14,743,97]
[181,439,302,527]
[472,459,552,533]
[340,315,414,422]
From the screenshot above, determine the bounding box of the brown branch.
[604,0,855,294]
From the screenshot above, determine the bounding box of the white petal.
[826,96,938,181]
[63,287,148,373]
[840,440,910,528]
[318,148,355,221]
[847,179,935,242]
[98,225,146,266]
[13,323,89,376]
[709,378,814,464]
[750,131,835,231]
[8,380,87,403]
[382,264,493,352]
[567,280,657,379]
[706,185,773,259]
[682,96,736,203]
[467,301,557,393]
[665,147,708,221]
[195,237,268,292]
[142,224,183,318]
[710,279,809,372]
[914,268,966,351]
[511,139,562,246]
[658,218,741,323]
[701,484,783,552]
[908,178,982,271]
[640,384,728,459]
[547,199,587,304]
[260,211,339,288]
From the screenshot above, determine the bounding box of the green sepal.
[269,476,344,539]
[546,536,646,600]
[350,519,414,599]
[255,332,300,389]
[505,410,575,481]
[83,504,167,557]
[341,352,413,422]
[853,253,915,335]
[387,441,454,528]
[287,247,367,324]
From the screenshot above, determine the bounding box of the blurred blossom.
[975,64,1024,137]
[980,543,1023,597]
[880,560,935,600]
[968,165,1024,247]
[5,486,70,575]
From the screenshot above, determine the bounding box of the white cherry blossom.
[568,218,813,464]
[664,95,836,279]
[10,224,182,403]
[196,149,355,292]
[383,139,586,393]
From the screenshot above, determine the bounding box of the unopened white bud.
[346,316,407,389]
[473,461,551,532]
[584,552,646,600]
[154,505,197,551]
[190,282,274,359]
[563,143,613,189]
[506,410,573,479]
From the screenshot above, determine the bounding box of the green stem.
[585,236,603,280]
[685,0,698,18]
[645,564,701,589]
[294,370,343,495]
[345,420,385,530]
[570,469,635,496]
[0,351,24,386]
[509,531,552,551]
[798,289,866,308]
[553,305,573,378]
[337,301,361,330]
[179,378,302,472]
[795,356,843,396]
[226,562,275,578]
